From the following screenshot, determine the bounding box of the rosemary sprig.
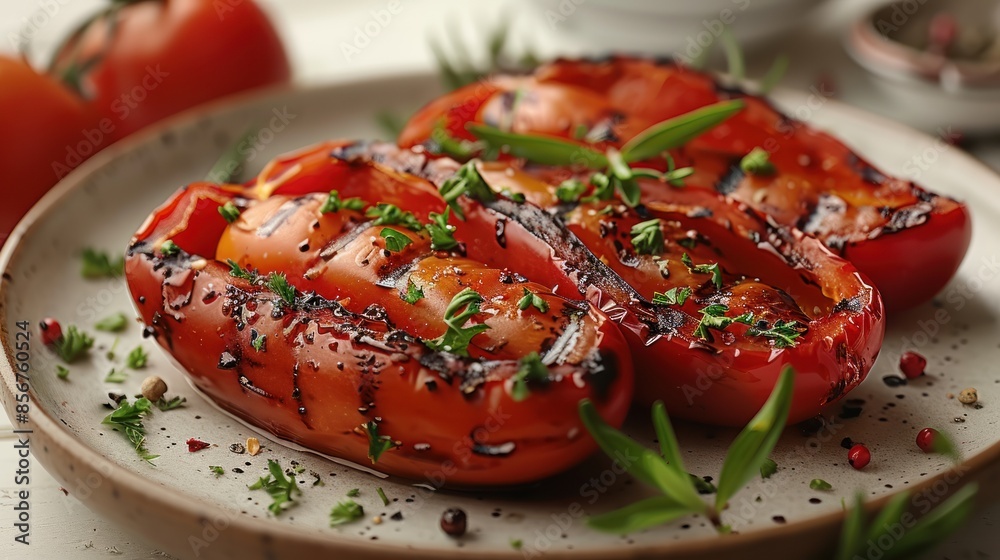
[579,366,795,533]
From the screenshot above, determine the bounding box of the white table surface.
[1,0,999,558]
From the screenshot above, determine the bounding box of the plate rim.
[1,70,998,560]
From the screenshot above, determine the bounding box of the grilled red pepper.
[399,56,972,312]
[437,156,885,427]
[124,141,632,486]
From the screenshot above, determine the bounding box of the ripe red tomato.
[50,0,290,143]
[0,56,94,245]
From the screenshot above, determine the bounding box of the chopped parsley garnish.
[652,287,691,306]
[500,188,526,203]
[439,160,496,220]
[251,331,267,352]
[517,288,549,313]
[376,487,390,506]
[630,218,664,255]
[760,458,778,479]
[346,488,360,498]
[102,397,158,463]
[380,228,412,252]
[329,500,365,526]
[425,208,459,251]
[320,190,365,214]
[209,465,225,477]
[402,280,424,304]
[810,479,832,491]
[510,538,524,550]
[365,203,423,232]
[555,178,587,203]
[364,421,396,464]
[248,460,301,515]
[81,248,123,278]
[105,368,128,383]
[226,259,259,282]
[267,272,297,305]
[681,253,723,290]
[56,365,70,380]
[160,240,180,256]
[424,288,490,356]
[693,304,753,342]
[510,352,549,402]
[126,346,148,369]
[218,201,241,223]
[747,319,804,348]
[53,325,94,363]
[740,147,776,176]
[156,396,186,411]
[95,312,128,332]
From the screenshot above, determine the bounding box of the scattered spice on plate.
[958,388,978,405]
[140,376,168,402]
[187,438,211,452]
[441,508,467,537]
[247,437,261,456]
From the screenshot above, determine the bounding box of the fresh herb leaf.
[652,287,691,306]
[500,188,526,203]
[747,319,804,348]
[364,421,395,464]
[126,346,148,369]
[517,288,548,313]
[53,326,94,363]
[740,147,776,176]
[579,401,704,509]
[693,304,753,342]
[156,396,186,411]
[719,28,746,81]
[105,368,127,383]
[619,100,745,163]
[329,500,365,526]
[510,352,549,402]
[510,538,524,550]
[588,496,700,535]
[714,366,795,510]
[760,458,778,479]
[681,253,724,290]
[346,488,360,498]
[836,493,867,560]
[102,397,158,463]
[219,201,241,223]
[810,479,832,491]
[438,161,496,220]
[425,208,459,251]
[424,288,490,356]
[690,474,717,495]
[366,203,423,232]
[930,429,961,462]
[320,190,365,214]
[160,240,180,257]
[376,487,390,506]
[758,54,790,95]
[209,465,225,477]
[251,331,267,352]
[467,124,609,169]
[267,272,297,306]
[380,228,413,252]
[555,178,588,203]
[630,219,664,255]
[81,248,124,278]
[226,259,259,282]
[889,484,977,559]
[429,123,481,159]
[56,365,70,380]
[402,280,424,304]
[95,312,127,332]
[248,460,301,516]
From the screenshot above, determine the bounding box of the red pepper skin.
[124,142,632,487]
[399,56,972,312]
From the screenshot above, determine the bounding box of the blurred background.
[1,0,998,557]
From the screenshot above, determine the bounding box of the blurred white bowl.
[846,0,1000,135]
[542,0,827,58]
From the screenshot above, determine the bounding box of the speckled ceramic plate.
[3,73,1000,560]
